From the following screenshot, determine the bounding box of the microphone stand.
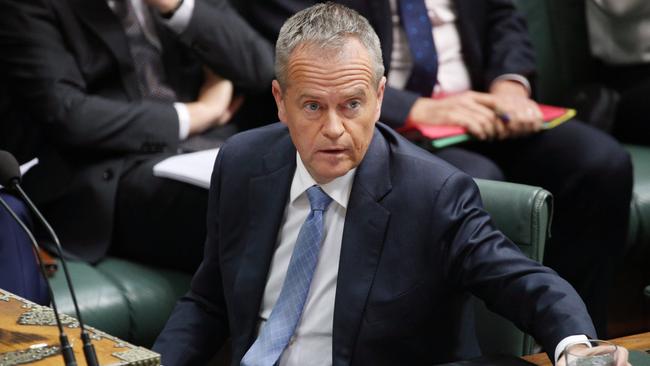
[0,195,77,366]
[10,183,100,366]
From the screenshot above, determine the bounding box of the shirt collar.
[290,152,356,209]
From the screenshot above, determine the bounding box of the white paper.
[20,158,39,176]
[1,158,39,189]
[152,148,219,189]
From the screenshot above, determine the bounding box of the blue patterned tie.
[241,186,333,366]
[399,0,438,96]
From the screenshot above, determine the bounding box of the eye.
[347,100,361,110]
[304,102,320,112]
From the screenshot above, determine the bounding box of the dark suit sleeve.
[177,0,275,93]
[380,86,420,128]
[233,0,315,43]
[437,172,595,358]
[153,147,230,365]
[482,0,536,87]
[0,0,180,154]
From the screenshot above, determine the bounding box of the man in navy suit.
[154,4,628,365]
[234,0,632,337]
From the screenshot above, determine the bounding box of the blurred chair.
[50,257,191,347]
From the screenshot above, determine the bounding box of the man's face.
[272,38,386,184]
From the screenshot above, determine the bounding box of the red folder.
[398,104,576,148]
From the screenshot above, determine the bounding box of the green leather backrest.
[474,178,553,356]
[513,0,596,104]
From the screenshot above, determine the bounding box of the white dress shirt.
[106,0,195,139]
[586,0,650,64]
[387,0,530,96]
[255,153,355,366]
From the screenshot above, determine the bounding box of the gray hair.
[275,2,385,89]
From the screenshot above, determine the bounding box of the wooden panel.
[0,290,159,366]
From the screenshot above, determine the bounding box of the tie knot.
[306,186,332,212]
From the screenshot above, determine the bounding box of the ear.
[272,80,287,123]
[373,76,387,122]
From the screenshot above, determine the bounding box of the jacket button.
[103,169,114,181]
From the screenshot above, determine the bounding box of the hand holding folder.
[399,104,576,149]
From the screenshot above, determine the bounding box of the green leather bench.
[50,258,191,347]
[50,178,552,357]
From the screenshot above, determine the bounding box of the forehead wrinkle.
[295,77,372,96]
[297,83,370,102]
[289,58,373,73]
[287,66,374,90]
[288,55,373,76]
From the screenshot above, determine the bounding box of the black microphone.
[0,196,77,365]
[0,150,98,366]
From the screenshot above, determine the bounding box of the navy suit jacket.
[154,122,595,365]
[234,0,537,127]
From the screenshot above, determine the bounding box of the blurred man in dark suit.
[0,0,274,272]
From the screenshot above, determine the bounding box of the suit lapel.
[69,0,140,99]
[332,128,392,365]
[231,134,296,349]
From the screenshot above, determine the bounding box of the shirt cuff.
[174,102,190,140]
[554,335,590,364]
[492,74,532,96]
[161,0,194,34]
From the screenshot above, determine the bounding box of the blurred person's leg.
[434,147,506,181]
[112,126,237,274]
[112,155,210,274]
[0,191,50,305]
[599,62,650,145]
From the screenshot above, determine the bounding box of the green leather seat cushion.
[95,258,191,346]
[51,257,191,347]
[50,259,131,340]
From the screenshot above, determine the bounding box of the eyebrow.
[343,87,368,100]
[296,86,369,102]
[298,93,323,101]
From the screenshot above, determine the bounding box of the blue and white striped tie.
[241,185,333,366]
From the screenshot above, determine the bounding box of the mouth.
[317,147,347,155]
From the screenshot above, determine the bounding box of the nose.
[322,110,345,140]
